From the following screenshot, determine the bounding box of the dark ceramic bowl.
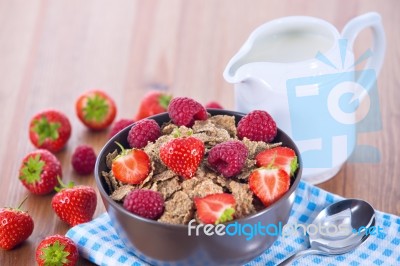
[95,109,302,266]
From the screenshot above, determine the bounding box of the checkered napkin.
[66,181,400,266]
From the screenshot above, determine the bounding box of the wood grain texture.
[0,0,398,265]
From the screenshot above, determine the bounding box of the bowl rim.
[94,109,302,230]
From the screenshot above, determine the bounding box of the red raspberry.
[123,189,164,220]
[109,119,135,138]
[237,110,277,142]
[71,145,97,175]
[168,97,208,127]
[127,119,161,149]
[207,140,248,178]
[205,101,223,109]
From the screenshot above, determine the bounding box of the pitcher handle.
[341,12,386,99]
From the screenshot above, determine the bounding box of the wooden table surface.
[0,0,398,265]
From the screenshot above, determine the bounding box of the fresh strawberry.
[135,90,172,120]
[29,110,71,153]
[51,178,97,226]
[160,135,205,179]
[0,197,34,250]
[249,167,290,207]
[256,147,298,176]
[36,235,78,266]
[75,90,117,130]
[112,142,151,184]
[194,193,236,224]
[19,149,62,195]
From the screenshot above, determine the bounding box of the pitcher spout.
[223,49,254,84]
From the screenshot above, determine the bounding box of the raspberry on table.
[168,97,208,127]
[207,140,248,178]
[127,119,161,149]
[123,189,165,220]
[71,145,97,175]
[109,119,135,138]
[237,110,277,142]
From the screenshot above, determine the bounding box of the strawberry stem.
[172,129,181,138]
[172,128,193,138]
[17,195,29,210]
[114,141,126,154]
[54,176,74,192]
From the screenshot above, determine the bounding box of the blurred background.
[0,0,398,265]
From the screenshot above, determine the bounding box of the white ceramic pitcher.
[223,12,385,184]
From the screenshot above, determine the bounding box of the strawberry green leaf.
[83,94,109,122]
[40,240,70,265]
[54,176,74,192]
[216,207,235,224]
[290,156,298,176]
[159,94,172,109]
[172,128,181,138]
[171,128,193,138]
[19,154,45,184]
[32,116,61,145]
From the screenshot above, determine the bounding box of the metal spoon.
[278,199,375,265]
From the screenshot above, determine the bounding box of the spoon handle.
[277,248,322,265]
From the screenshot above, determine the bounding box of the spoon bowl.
[279,199,375,265]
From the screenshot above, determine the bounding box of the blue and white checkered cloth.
[66,181,400,265]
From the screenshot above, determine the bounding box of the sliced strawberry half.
[194,193,236,224]
[249,167,290,207]
[112,142,151,184]
[256,147,298,176]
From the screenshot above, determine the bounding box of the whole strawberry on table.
[19,149,62,195]
[134,90,172,121]
[36,235,78,266]
[0,197,34,250]
[108,89,172,139]
[52,178,97,226]
[76,89,117,130]
[29,109,71,153]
